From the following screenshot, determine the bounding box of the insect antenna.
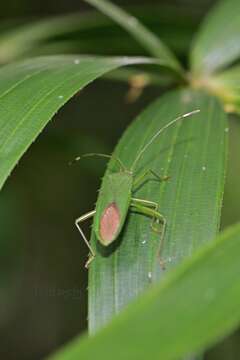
[131,109,200,171]
[69,153,127,172]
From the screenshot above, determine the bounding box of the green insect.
[74,110,200,268]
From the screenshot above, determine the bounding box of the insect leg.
[131,197,161,232]
[75,210,96,268]
[130,203,166,269]
[149,169,170,182]
[132,197,158,208]
[133,169,169,192]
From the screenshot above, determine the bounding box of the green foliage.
[0,55,153,190]
[191,0,240,75]
[0,0,239,359]
[83,0,183,74]
[0,5,195,63]
[49,223,240,360]
[88,89,227,332]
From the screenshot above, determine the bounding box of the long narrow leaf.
[191,0,240,74]
[88,89,227,332]
[0,5,194,65]
[48,222,240,360]
[0,55,154,191]
[0,12,97,64]
[83,0,183,75]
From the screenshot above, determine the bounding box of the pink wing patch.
[100,202,121,245]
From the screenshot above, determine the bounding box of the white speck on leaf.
[148,272,152,280]
[142,239,146,245]
[202,166,206,171]
[225,127,229,133]
[58,95,64,99]
[74,59,80,65]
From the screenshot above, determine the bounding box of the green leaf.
[0,55,154,191]
[88,89,227,332]
[48,222,240,360]
[201,65,240,114]
[191,0,240,75]
[0,5,194,65]
[0,12,106,64]
[83,0,183,75]
[0,15,75,63]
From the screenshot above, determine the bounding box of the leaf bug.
[73,110,200,268]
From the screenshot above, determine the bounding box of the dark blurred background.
[0,0,239,359]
